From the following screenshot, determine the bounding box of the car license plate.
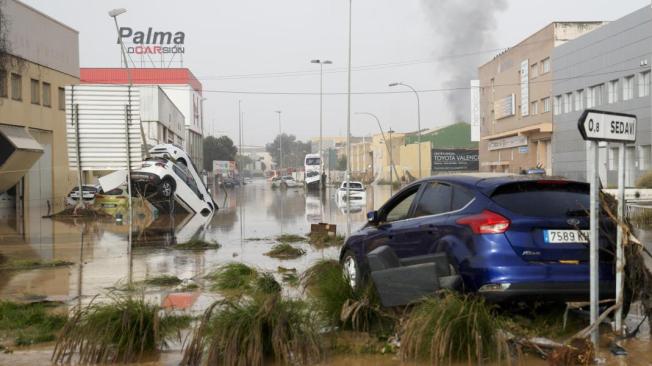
[544,230,589,243]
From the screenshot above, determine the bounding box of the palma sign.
[118,27,185,55]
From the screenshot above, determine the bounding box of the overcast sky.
[23,0,650,147]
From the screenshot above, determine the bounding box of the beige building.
[0,0,79,220]
[478,22,604,174]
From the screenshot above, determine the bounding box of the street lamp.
[345,0,353,237]
[310,59,332,192]
[389,82,422,179]
[354,112,399,189]
[275,110,283,172]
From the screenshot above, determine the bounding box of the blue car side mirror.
[367,210,379,224]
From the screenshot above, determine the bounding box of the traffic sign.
[578,109,637,143]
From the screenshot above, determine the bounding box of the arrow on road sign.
[578,109,637,143]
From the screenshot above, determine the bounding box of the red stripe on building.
[80,68,202,93]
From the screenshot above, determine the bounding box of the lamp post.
[389,82,422,178]
[345,0,353,237]
[388,128,395,195]
[354,112,399,187]
[109,7,134,285]
[275,110,283,173]
[311,59,332,191]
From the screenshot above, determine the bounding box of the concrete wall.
[552,6,651,186]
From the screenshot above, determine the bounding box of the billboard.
[431,149,479,172]
[494,94,515,120]
[212,160,236,176]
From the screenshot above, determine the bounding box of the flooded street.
[0,180,651,365]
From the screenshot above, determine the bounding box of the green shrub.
[206,263,258,292]
[144,275,182,287]
[264,243,306,259]
[0,301,66,346]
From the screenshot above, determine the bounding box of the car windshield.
[491,181,590,218]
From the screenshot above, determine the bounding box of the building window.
[639,145,651,171]
[541,58,551,74]
[542,97,551,113]
[589,84,603,107]
[58,87,65,110]
[639,71,650,97]
[623,75,634,100]
[30,79,40,104]
[554,95,561,115]
[575,89,584,111]
[531,101,538,115]
[609,147,619,171]
[564,92,572,113]
[0,70,7,98]
[42,82,51,107]
[607,79,619,104]
[531,63,538,78]
[11,73,21,101]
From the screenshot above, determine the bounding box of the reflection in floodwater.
[0,178,650,364]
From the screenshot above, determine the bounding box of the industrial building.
[0,0,79,221]
[477,22,605,174]
[80,68,205,169]
[552,6,652,186]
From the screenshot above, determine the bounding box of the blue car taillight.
[456,210,510,234]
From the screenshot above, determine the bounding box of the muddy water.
[0,179,651,365]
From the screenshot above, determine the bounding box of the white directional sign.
[578,109,637,143]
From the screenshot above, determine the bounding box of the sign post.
[578,109,636,348]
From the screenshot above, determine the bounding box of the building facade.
[0,0,79,218]
[80,68,205,169]
[478,22,605,174]
[552,6,651,186]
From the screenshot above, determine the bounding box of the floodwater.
[0,179,650,365]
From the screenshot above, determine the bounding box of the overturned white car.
[130,144,217,216]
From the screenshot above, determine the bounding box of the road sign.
[578,109,637,143]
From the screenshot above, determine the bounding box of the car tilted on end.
[130,144,217,216]
[340,174,617,307]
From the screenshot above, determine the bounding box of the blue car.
[340,174,616,303]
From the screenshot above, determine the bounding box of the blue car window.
[385,190,418,222]
[452,186,474,211]
[414,182,452,217]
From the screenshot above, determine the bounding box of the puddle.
[0,179,650,364]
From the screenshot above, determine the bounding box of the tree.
[265,134,311,170]
[337,155,347,170]
[203,135,237,171]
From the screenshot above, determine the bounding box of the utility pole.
[389,82,422,178]
[311,59,332,191]
[345,0,353,237]
[388,128,395,195]
[275,110,283,173]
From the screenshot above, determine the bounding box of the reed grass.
[0,259,73,270]
[144,275,183,287]
[174,239,221,251]
[264,243,306,259]
[275,234,306,243]
[0,301,66,346]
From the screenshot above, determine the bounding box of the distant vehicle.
[66,185,100,206]
[336,181,366,203]
[244,177,253,184]
[130,144,217,216]
[221,177,240,188]
[340,174,618,306]
[270,176,282,189]
[280,176,300,189]
[304,153,321,191]
[94,186,129,215]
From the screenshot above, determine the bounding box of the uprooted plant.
[180,294,322,366]
[302,259,396,334]
[51,293,191,364]
[399,291,509,365]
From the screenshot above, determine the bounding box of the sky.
[22,0,651,148]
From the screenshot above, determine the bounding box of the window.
[10,73,21,101]
[451,186,474,211]
[58,87,65,110]
[554,95,561,115]
[531,63,538,78]
[608,79,619,104]
[531,101,538,115]
[385,189,418,222]
[639,71,650,97]
[491,181,589,218]
[609,147,619,171]
[590,84,603,107]
[638,145,651,171]
[541,58,551,74]
[414,182,452,217]
[564,92,572,113]
[0,70,7,98]
[542,97,551,113]
[623,75,634,100]
[42,82,51,107]
[575,89,584,111]
[30,79,40,104]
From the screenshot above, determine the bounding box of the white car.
[280,176,300,189]
[336,181,366,204]
[66,184,100,207]
[130,146,217,216]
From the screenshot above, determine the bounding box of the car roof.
[408,173,582,194]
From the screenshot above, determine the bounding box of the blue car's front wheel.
[342,250,361,290]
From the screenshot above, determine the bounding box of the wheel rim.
[343,256,358,288]
[161,182,172,197]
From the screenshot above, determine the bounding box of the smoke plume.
[421,0,507,122]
